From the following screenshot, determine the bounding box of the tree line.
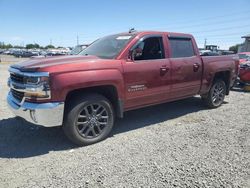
[0,42,56,49]
[0,41,240,53]
[229,44,241,53]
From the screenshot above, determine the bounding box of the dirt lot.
[0,57,250,187]
[0,54,29,64]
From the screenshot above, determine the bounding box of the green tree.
[229,44,241,53]
[45,45,55,49]
[0,42,13,49]
[26,43,40,49]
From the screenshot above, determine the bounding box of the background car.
[200,50,219,56]
[238,52,250,64]
[69,44,89,55]
[239,60,250,84]
[0,49,5,54]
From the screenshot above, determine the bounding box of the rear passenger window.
[169,38,195,58]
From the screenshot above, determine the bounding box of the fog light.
[30,110,38,123]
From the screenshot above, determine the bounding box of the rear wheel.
[63,94,114,146]
[202,79,226,108]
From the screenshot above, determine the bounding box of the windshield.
[79,34,135,59]
[70,45,87,55]
[239,54,250,59]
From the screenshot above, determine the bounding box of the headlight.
[26,77,40,84]
[8,68,51,102]
[24,76,50,100]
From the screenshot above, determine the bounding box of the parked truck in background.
[7,31,239,145]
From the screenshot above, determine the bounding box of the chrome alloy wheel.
[211,82,225,106]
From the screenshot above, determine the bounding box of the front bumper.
[7,92,64,127]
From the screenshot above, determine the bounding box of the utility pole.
[77,35,79,46]
[50,39,52,45]
[204,38,207,49]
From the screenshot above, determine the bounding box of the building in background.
[238,34,250,52]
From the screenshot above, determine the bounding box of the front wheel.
[63,94,114,146]
[202,79,226,108]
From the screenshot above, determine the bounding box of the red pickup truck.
[7,31,238,145]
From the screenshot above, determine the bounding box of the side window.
[169,38,195,58]
[133,37,165,61]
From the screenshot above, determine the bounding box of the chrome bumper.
[7,92,64,127]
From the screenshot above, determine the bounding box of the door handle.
[193,63,200,72]
[160,66,169,76]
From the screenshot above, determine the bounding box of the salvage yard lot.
[0,58,250,187]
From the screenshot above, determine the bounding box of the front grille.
[10,73,25,84]
[11,89,24,102]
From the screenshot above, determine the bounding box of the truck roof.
[117,31,194,38]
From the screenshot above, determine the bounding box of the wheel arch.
[65,85,124,118]
[213,71,231,95]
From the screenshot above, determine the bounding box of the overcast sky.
[0,0,250,49]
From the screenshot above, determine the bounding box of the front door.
[122,36,171,110]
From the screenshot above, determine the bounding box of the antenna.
[129,28,136,33]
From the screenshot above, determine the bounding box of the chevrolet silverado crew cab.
[7,31,238,145]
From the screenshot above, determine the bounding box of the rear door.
[167,36,202,98]
[123,35,171,109]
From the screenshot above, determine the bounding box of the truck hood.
[11,55,121,73]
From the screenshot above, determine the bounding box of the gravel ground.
[0,60,250,188]
[0,54,29,63]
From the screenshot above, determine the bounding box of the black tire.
[202,79,226,108]
[63,93,114,146]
